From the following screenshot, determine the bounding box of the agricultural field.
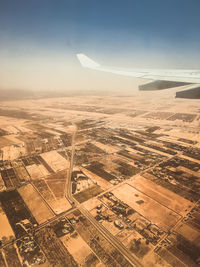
[18,184,54,224]
[0,94,199,266]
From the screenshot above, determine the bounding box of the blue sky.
[1,0,200,90]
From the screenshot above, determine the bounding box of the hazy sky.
[0,0,200,91]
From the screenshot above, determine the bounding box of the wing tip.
[76,53,100,68]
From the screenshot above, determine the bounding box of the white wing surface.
[77,53,200,84]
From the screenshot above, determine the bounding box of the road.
[65,126,143,267]
[65,125,77,204]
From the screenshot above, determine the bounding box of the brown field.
[128,176,193,216]
[18,184,54,224]
[43,169,72,212]
[2,145,26,161]
[175,223,200,247]
[0,136,13,148]
[3,244,22,267]
[80,167,111,190]
[102,219,121,236]
[35,227,78,267]
[5,134,23,143]
[122,230,152,259]
[143,252,171,267]
[143,111,174,120]
[83,198,102,211]
[12,161,30,181]
[40,150,69,172]
[51,198,71,214]
[112,183,181,231]
[60,232,95,266]
[116,229,134,243]
[74,184,103,203]
[3,125,20,134]
[45,178,66,198]
[92,140,118,154]
[33,179,71,214]
[177,165,200,178]
[0,204,15,241]
[26,164,49,179]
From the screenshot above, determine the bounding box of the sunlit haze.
[0,0,200,91]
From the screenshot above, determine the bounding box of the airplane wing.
[76,53,200,84]
[76,53,200,98]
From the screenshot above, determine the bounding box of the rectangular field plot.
[40,150,69,172]
[81,167,111,190]
[74,185,103,203]
[111,183,181,232]
[0,190,37,238]
[26,164,49,179]
[0,203,15,242]
[143,112,174,120]
[60,232,99,266]
[167,113,197,122]
[1,168,21,188]
[33,179,71,214]
[18,184,54,224]
[35,227,78,267]
[12,161,30,182]
[45,169,69,193]
[128,176,193,216]
[122,230,152,259]
[175,223,200,247]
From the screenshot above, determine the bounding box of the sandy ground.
[18,184,54,224]
[128,176,193,216]
[112,183,181,232]
[40,150,69,172]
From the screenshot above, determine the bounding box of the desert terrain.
[0,90,199,266]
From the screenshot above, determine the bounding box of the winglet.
[76,53,100,69]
